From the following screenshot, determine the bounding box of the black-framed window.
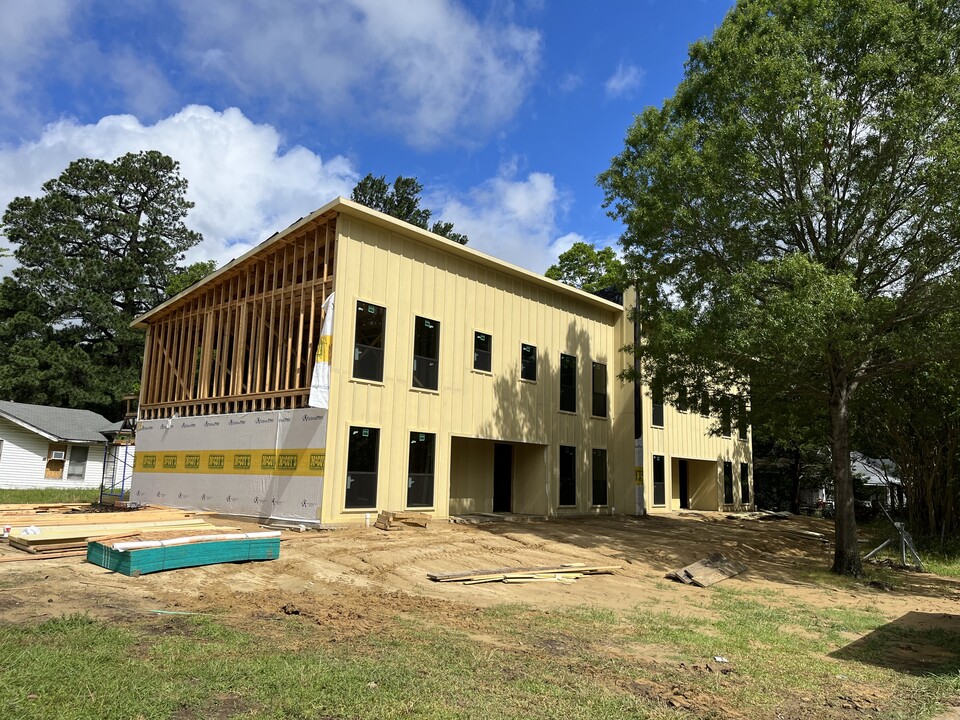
[474,331,492,372]
[412,316,440,390]
[592,449,607,506]
[559,445,576,506]
[354,302,385,382]
[651,379,664,427]
[346,426,379,508]
[592,362,607,418]
[738,399,749,440]
[723,461,734,504]
[740,462,750,505]
[521,343,537,381]
[720,397,732,437]
[653,454,665,506]
[559,354,577,412]
[407,432,435,508]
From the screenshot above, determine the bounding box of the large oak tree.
[600,0,960,575]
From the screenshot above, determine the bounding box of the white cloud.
[0,1,73,119]
[177,0,541,149]
[0,106,358,274]
[558,73,583,93]
[604,62,645,99]
[435,170,577,274]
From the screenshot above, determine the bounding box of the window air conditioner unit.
[50,451,66,461]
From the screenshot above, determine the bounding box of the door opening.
[493,443,513,512]
[679,459,689,510]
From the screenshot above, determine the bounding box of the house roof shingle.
[0,401,113,444]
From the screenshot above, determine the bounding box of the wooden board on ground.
[0,509,210,529]
[428,563,620,585]
[9,522,240,554]
[666,553,747,587]
[374,511,430,531]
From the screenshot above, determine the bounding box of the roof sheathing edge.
[132,197,622,328]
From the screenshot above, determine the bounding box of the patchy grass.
[0,488,101,505]
[1,589,958,720]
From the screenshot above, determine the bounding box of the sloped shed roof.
[0,401,112,444]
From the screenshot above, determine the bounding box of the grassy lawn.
[0,589,957,720]
[0,488,101,505]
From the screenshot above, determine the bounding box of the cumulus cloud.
[0,106,358,273]
[435,169,577,274]
[604,62,645,99]
[177,0,541,149]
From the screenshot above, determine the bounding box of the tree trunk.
[829,368,863,576]
[790,448,802,515]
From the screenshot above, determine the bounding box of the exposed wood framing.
[139,213,337,419]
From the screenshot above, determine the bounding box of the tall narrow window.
[559,354,577,412]
[559,445,576,506]
[473,331,492,372]
[738,399,749,440]
[653,454,665,506]
[723,461,734,504]
[67,446,88,479]
[651,379,664,427]
[345,426,379,509]
[592,449,608,506]
[521,343,537,381]
[407,432,436,508]
[354,302,385,382]
[700,390,710,418]
[592,362,608,417]
[412,316,440,390]
[740,462,750,505]
[677,386,689,413]
[720,396,732,437]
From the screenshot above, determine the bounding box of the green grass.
[1,589,958,720]
[0,488,100,505]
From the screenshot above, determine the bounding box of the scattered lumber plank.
[374,511,430,531]
[0,550,86,562]
[428,563,619,585]
[666,553,747,587]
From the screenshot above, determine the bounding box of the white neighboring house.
[0,401,113,490]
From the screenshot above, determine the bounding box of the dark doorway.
[679,460,689,509]
[493,443,513,512]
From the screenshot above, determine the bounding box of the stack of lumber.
[428,562,620,585]
[0,502,90,515]
[374,510,430,531]
[666,553,747,587]
[87,530,281,576]
[1,505,234,559]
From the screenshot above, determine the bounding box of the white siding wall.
[0,417,105,490]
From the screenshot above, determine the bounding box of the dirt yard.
[1,511,959,718]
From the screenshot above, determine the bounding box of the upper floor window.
[738,399,749,440]
[559,354,577,412]
[412,316,440,390]
[651,379,664,427]
[720,396,732,437]
[474,332,492,372]
[592,362,607,418]
[354,302,385,382]
[521,343,537,382]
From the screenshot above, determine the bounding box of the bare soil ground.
[1,511,959,718]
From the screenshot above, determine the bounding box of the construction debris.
[428,562,620,585]
[374,511,430,531]
[666,553,748,587]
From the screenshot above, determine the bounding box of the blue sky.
[0,0,735,275]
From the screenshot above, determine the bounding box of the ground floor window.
[407,432,435,508]
[345,426,379,509]
[559,445,576,506]
[67,446,89,479]
[723,461,734,504]
[592,449,607,506]
[740,462,750,504]
[653,454,665,506]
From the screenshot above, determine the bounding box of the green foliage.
[165,259,217,298]
[0,151,202,418]
[600,0,960,573]
[545,241,626,292]
[351,173,468,244]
